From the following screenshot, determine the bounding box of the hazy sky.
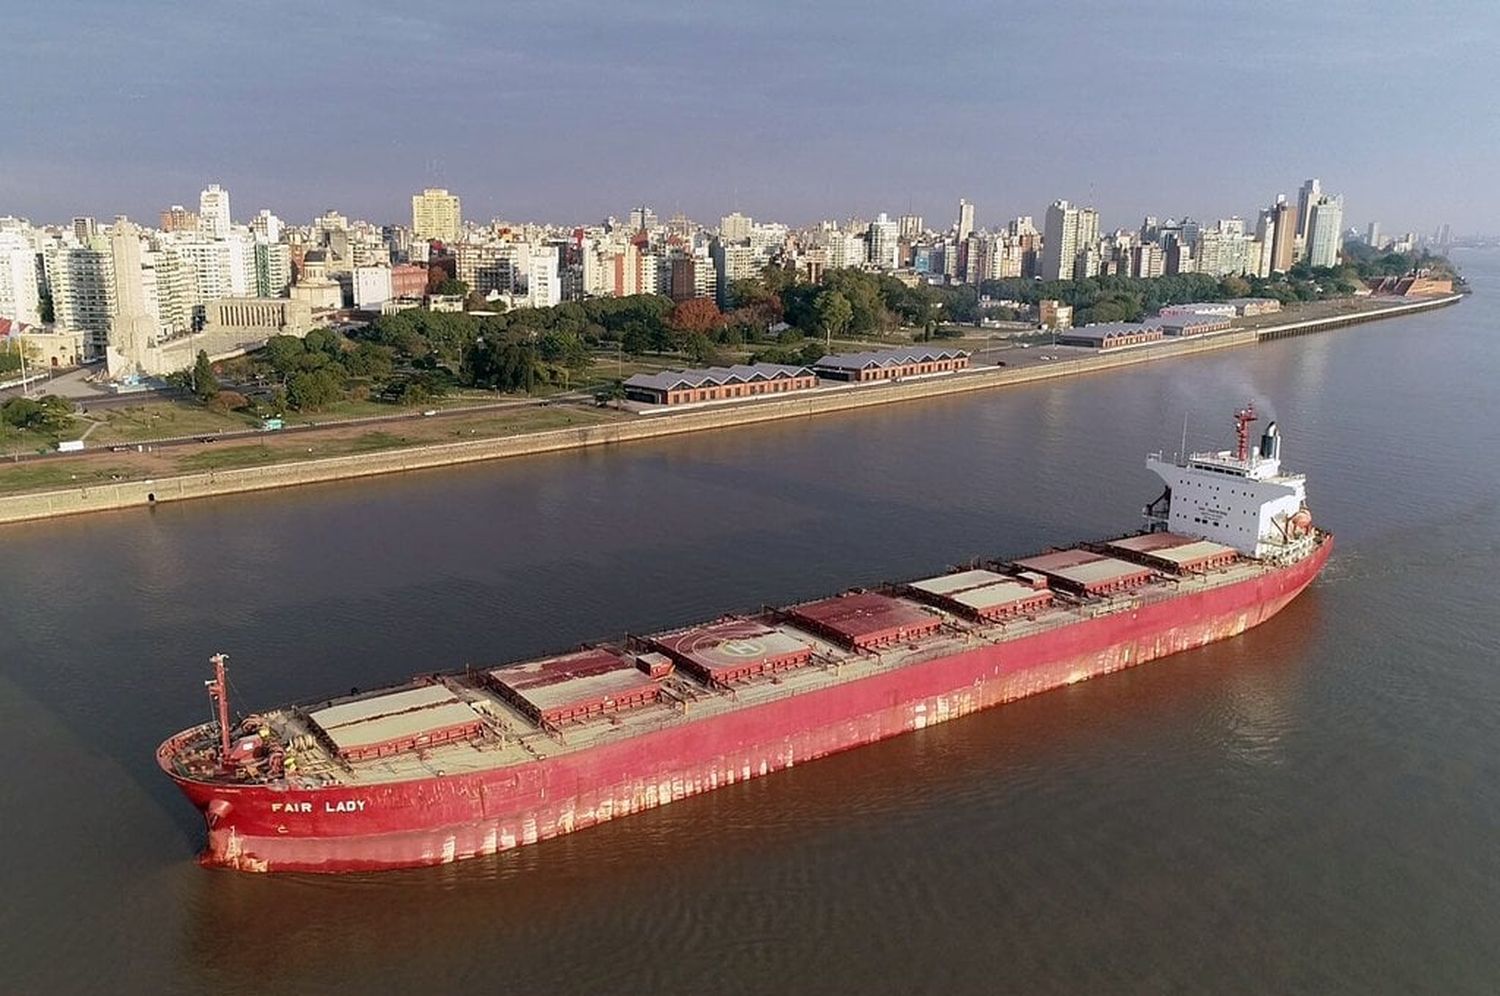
[5,0,1495,234]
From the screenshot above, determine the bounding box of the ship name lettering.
[271,801,313,813]
[325,799,368,813]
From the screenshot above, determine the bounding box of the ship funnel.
[1260,422,1280,462]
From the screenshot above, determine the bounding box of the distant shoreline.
[0,294,1462,526]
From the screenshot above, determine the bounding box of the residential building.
[711,239,757,308]
[0,232,41,324]
[353,265,393,310]
[455,241,522,297]
[159,205,198,234]
[1295,178,1320,240]
[1366,221,1382,249]
[1042,200,1080,281]
[1269,197,1296,273]
[1305,194,1344,268]
[173,232,257,301]
[199,184,232,238]
[1038,299,1073,330]
[867,213,900,270]
[390,263,429,300]
[1253,209,1277,278]
[719,212,752,242]
[43,236,114,355]
[411,188,462,243]
[255,241,292,297]
[956,199,974,241]
[527,246,561,308]
[251,209,283,244]
[898,214,924,239]
[144,243,196,337]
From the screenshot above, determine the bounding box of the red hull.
[163,539,1330,873]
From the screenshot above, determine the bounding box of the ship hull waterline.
[161,538,1330,873]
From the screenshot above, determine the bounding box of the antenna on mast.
[206,653,233,767]
[1180,412,1189,462]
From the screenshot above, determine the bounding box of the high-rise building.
[43,237,114,355]
[719,212,752,242]
[1042,200,1081,281]
[255,241,292,297]
[527,247,561,308]
[711,239,757,308]
[199,184,232,239]
[866,213,900,270]
[1366,222,1381,249]
[1305,194,1344,268]
[72,217,97,242]
[159,205,199,234]
[145,244,196,336]
[1253,209,1276,278]
[956,199,975,241]
[411,188,462,243]
[1295,178,1320,239]
[627,206,658,232]
[0,232,41,324]
[353,265,393,310]
[251,209,283,244]
[173,233,257,301]
[455,241,522,297]
[1269,197,1296,273]
[898,214,924,239]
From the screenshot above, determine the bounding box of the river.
[1,252,1496,994]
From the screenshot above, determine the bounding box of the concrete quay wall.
[0,295,1460,525]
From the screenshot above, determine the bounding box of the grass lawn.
[81,402,258,445]
[173,444,286,472]
[0,460,143,495]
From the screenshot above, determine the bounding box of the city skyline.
[3,1,1492,233]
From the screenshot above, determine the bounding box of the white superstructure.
[1146,406,1315,559]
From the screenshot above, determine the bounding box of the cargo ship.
[159,405,1330,873]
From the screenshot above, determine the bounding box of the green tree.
[620,321,654,357]
[191,350,219,400]
[262,335,307,377]
[813,290,853,345]
[285,368,344,410]
[1,394,72,431]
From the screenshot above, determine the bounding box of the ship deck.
[169,532,1323,789]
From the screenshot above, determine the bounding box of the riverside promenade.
[0,293,1461,525]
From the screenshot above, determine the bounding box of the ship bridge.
[1145,405,1315,559]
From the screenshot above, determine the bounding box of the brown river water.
[1,251,1496,994]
